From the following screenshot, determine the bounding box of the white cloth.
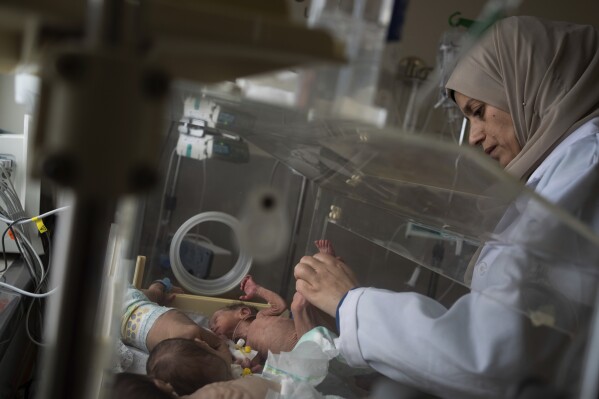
[262,327,353,399]
[336,118,599,399]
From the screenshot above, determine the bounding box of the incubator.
[0,1,597,399]
[104,80,599,398]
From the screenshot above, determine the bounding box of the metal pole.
[279,175,309,299]
[35,1,167,397]
[37,199,116,399]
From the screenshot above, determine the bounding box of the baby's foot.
[239,275,259,300]
[314,239,336,256]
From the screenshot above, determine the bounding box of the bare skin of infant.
[209,240,337,360]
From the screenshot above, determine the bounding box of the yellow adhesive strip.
[31,217,48,233]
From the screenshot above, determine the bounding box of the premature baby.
[209,240,337,359]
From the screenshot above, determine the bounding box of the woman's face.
[454,91,521,168]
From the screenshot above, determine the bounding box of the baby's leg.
[309,239,340,333]
[314,239,336,257]
[290,292,317,338]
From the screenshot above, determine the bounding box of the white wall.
[401,0,599,67]
[0,73,26,134]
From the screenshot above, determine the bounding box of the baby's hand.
[239,275,259,301]
[250,362,263,374]
[162,285,184,306]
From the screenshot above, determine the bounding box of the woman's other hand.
[294,253,359,316]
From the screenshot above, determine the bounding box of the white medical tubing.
[0,281,59,298]
[170,211,252,295]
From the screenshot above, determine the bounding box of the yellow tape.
[31,217,48,233]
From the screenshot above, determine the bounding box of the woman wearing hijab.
[294,16,599,399]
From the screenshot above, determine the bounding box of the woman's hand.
[294,253,359,317]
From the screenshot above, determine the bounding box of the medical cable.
[1,217,30,273]
[12,231,39,287]
[197,158,207,212]
[426,242,445,298]
[1,165,50,286]
[149,148,178,271]
[17,233,45,283]
[0,164,57,354]
[192,158,208,238]
[26,264,51,346]
[0,271,50,348]
[0,206,67,284]
[170,211,252,295]
[0,281,58,298]
[12,206,69,226]
[150,119,180,259]
[382,222,418,287]
[1,190,56,286]
[25,232,52,346]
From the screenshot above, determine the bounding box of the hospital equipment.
[0,124,42,255]
[0,2,343,399]
[169,211,251,296]
[0,1,597,398]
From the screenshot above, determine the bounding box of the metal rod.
[279,175,309,299]
[37,198,115,399]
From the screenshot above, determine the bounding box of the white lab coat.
[336,118,599,398]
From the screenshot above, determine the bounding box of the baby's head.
[209,303,258,339]
[113,372,174,399]
[147,338,232,396]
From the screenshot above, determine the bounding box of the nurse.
[294,16,599,399]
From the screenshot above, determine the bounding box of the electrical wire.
[0,281,58,298]
[2,217,29,273]
[25,274,50,346]
[15,206,70,225]
[16,233,45,283]
[25,233,52,346]
[198,158,207,212]
[149,148,178,270]
[12,231,39,287]
[1,206,68,283]
[0,161,60,348]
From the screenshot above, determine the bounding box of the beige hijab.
[446,16,599,180]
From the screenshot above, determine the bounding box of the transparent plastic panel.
[192,88,599,341]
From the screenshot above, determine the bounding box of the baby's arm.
[239,275,286,317]
[141,278,184,306]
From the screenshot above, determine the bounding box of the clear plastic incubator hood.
[191,83,599,349]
